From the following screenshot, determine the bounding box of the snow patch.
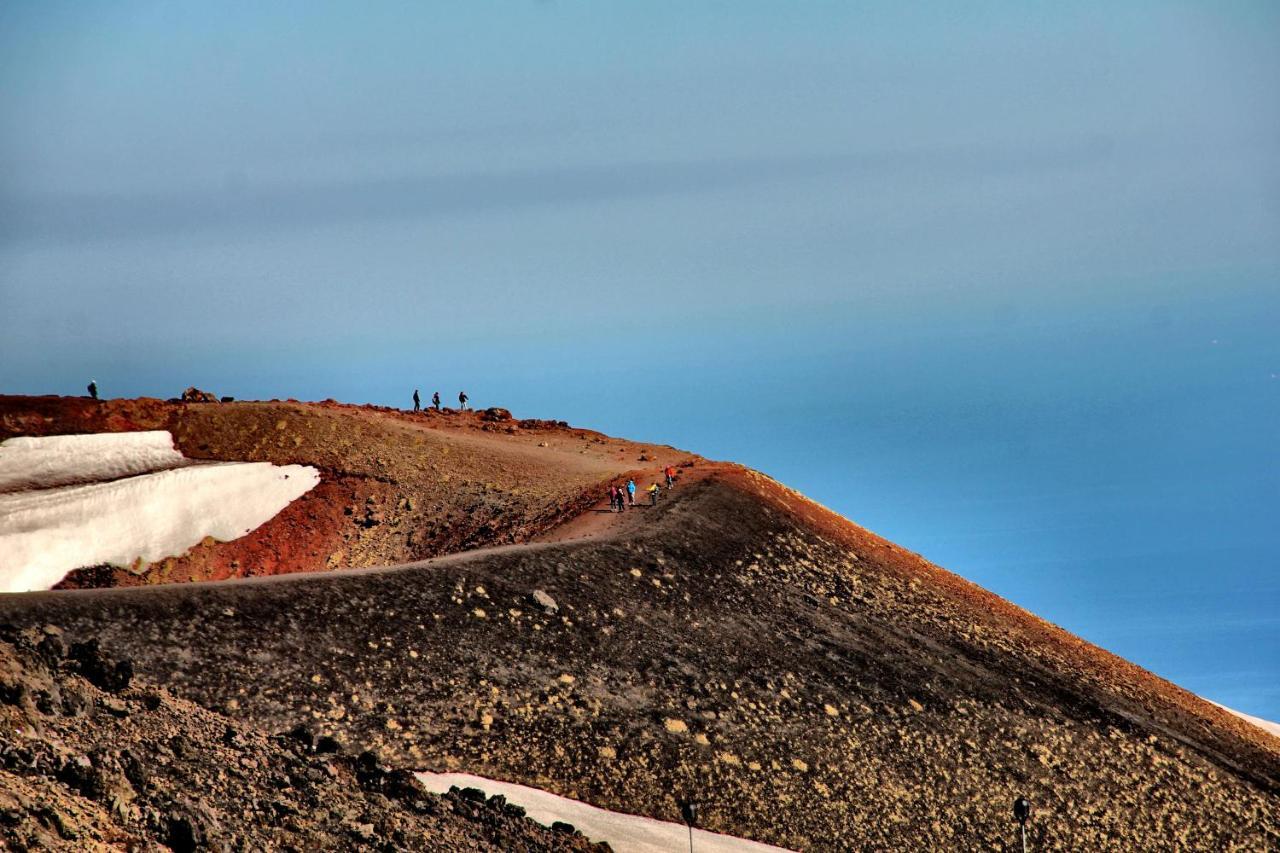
[0,430,189,493]
[0,432,319,592]
[415,772,793,853]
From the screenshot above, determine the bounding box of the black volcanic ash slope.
[3,466,1277,850]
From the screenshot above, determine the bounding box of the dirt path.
[532,460,730,545]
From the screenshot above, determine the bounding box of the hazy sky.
[2,3,1278,716]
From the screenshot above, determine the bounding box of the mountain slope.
[2,404,1275,850]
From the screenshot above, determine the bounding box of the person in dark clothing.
[87,380,98,400]
[458,391,469,411]
[609,484,619,512]
[432,391,440,410]
[412,389,421,411]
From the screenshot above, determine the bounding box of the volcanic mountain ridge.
[0,394,1276,850]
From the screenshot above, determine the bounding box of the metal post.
[1012,796,1031,852]
[681,800,697,853]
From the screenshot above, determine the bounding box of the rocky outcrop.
[179,387,219,403]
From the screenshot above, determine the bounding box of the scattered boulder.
[481,407,513,422]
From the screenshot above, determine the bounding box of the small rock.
[530,590,558,615]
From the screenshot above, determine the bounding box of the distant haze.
[2,4,1278,716]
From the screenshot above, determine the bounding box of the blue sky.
[1,2,1277,717]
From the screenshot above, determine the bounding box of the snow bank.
[0,431,189,493]
[0,432,319,593]
[415,772,793,853]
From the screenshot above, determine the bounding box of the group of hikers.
[412,389,467,412]
[609,465,679,511]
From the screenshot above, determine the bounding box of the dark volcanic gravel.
[3,470,1277,849]
[0,624,605,851]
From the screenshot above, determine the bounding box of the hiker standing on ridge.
[412,389,421,411]
[432,391,440,410]
[458,391,469,411]
[626,478,637,506]
[87,380,98,400]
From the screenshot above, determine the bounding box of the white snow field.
[0,430,189,493]
[0,432,318,593]
[415,772,793,853]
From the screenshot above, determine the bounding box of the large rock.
[180,387,219,403]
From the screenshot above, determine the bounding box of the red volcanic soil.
[0,394,696,588]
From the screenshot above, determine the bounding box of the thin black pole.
[688,822,694,853]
